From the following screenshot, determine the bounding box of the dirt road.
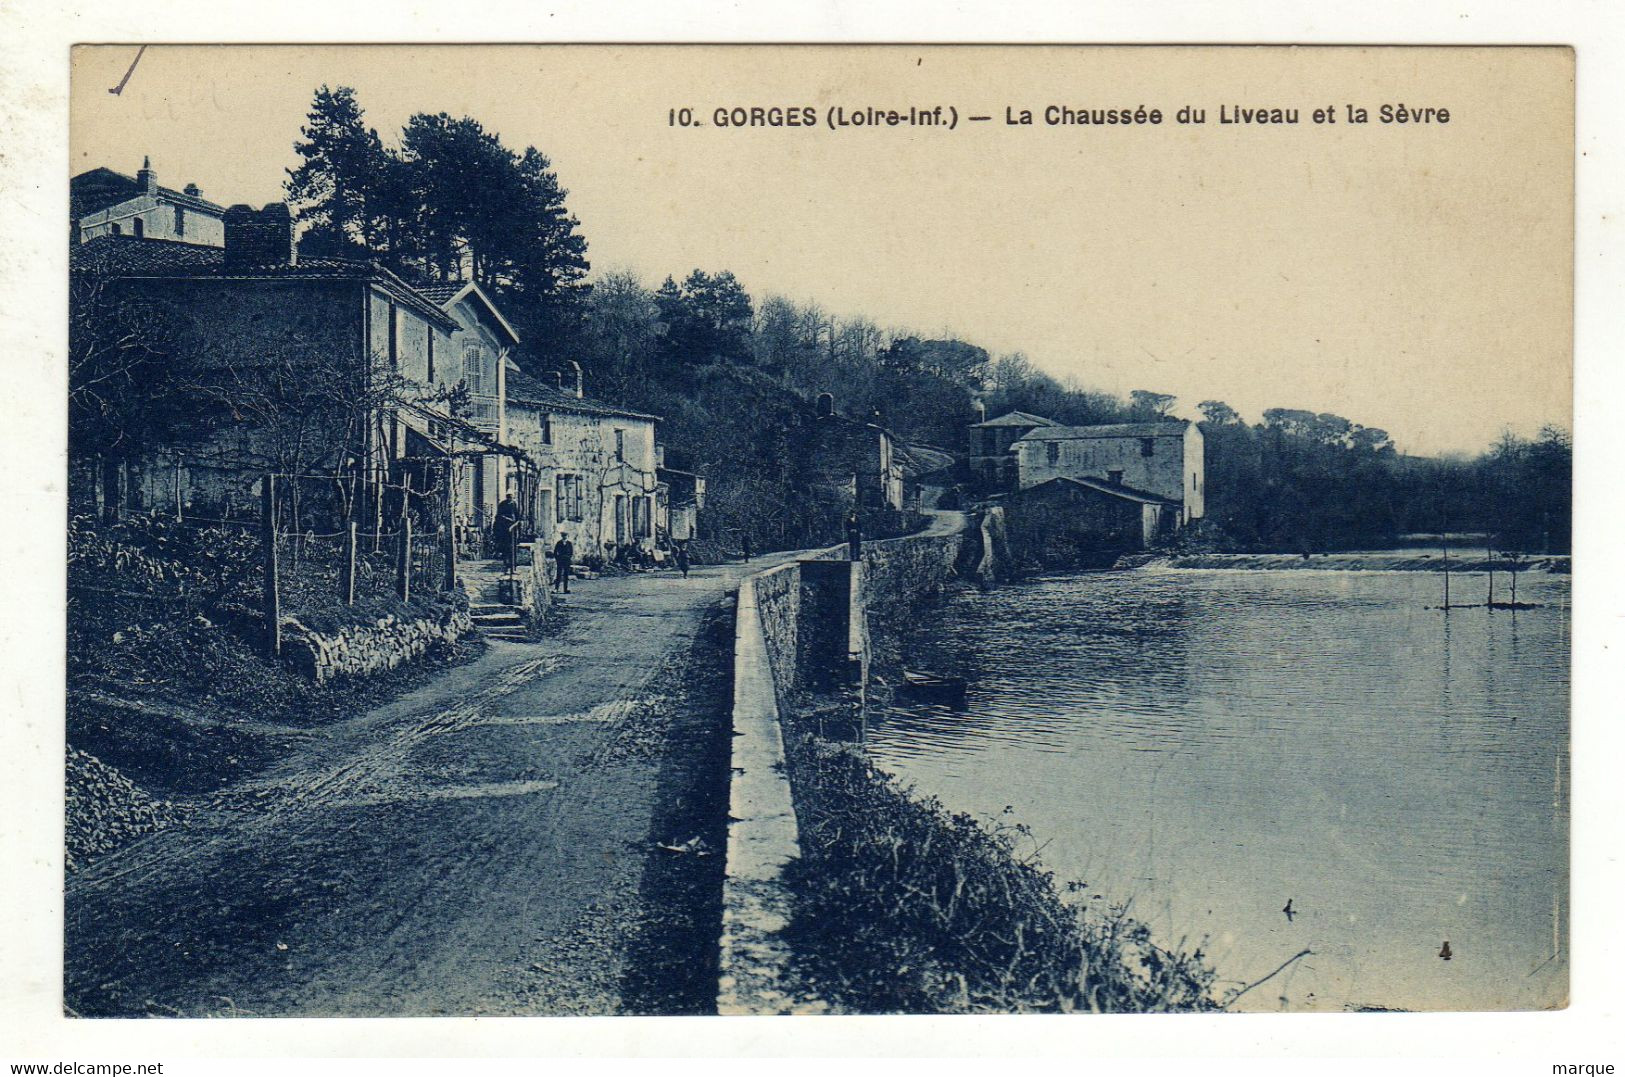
[65,554,791,1017]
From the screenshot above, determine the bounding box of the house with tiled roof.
[1012,419,1204,526]
[70,202,533,541]
[968,405,1060,491]
[501,362,668,560]
[72,158,227,247]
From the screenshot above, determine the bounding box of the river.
[868,565,1569,1012]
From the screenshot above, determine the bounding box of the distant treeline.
[282,85,1572,556]
[1192,405,1570,554]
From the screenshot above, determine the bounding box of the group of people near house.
[485,490,699,594]
[484,494,866,595]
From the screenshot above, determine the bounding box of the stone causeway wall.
[717,518,970,1015]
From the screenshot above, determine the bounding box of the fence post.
[396,475,413,603]
[262,474,280,659]
[342,520,357,605]
[442,463,458,593]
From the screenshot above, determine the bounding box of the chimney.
[546,371,563,392]
[223,203,297,268]
[137,156,158,195]
[972,399,986,423]
[567,359,583,399]
[183,182,201,198]
[816,392,834,419]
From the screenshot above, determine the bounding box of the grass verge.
[779,726,1221,1014]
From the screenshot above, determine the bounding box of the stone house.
[502,364,664,562]
[805,393,906,512]
[1003,475,1174,559]
[72,158,226,247]
[69,202,529,535]
[1012,420,1205,526]
[413,280,525,532]
[968,406,1058,492]
[656,456,707,543]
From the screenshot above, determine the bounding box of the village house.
[72,158,227,247]
[968,405,1058,492]
[805,393,906,512]
[69,201,531,537]
[656,451,707,544]
[1011,420,1204,527]
[502,362,665,562]
[413,279,523,534]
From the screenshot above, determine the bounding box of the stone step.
[473,612,524,626]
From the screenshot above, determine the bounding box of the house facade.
[72,159,227,247]
[1012,420,1204,525]
[503,364,663,561]
[413,280,523,533]
[968,407,1058,492]
[69,203,527,538]
[806,393,906,512]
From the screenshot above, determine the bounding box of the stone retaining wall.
[717,519,969,1014]
[717,560,827,1015]
[282,604,472,684]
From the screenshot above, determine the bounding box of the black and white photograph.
[7,18,1620,1066]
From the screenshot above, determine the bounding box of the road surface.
[66,552,796,1017]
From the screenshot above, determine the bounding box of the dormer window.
[132,217,144,239]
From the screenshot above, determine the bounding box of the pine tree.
[284,86,394,257]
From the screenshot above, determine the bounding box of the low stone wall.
[282,604,472,684]
[717,560,827,1015]
[718,521,968,1014]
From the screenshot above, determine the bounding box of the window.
[110,222,122,236]
[174,205,185,236]
[1108,469,1124,485]
[1046,442,1060,465]
[615,429,625,462]
[464,342,485,395]
[1140,437,1155,457]
[132,217,145,239]
[542,415,552,445]
[427,331,435,382]
[555,473,585,521]
[387,303,399,369]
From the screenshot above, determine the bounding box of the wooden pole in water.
[1487,540,1495,608]
[1442,532,1451,610]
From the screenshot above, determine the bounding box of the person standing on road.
[674,542,690,579]
[845,511,863,561]
[741,533,752,562]
[552,533,575,593]
[493,493,521,572]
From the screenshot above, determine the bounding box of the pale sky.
[70,45,1573,456]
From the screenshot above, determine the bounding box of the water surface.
[869,567,1569,1012]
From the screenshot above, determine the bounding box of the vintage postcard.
[60,44,1571,1020]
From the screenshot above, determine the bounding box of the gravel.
[65,747,182,872]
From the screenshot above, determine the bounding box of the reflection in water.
[869,568,1570,1012]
